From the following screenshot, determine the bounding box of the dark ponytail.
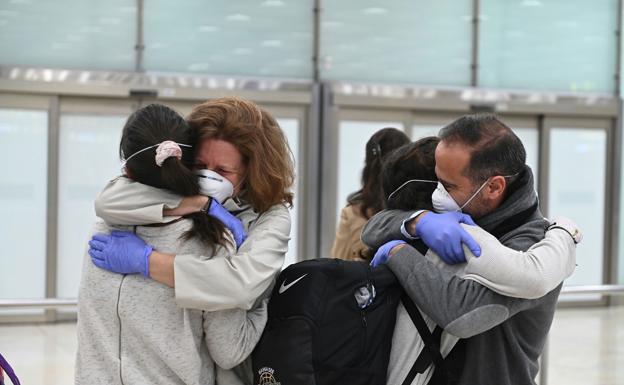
[347,127,410,219]
[120,104,230,252]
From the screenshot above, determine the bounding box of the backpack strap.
[0,353,20,385]
[400,294,446,385]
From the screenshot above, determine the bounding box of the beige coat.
[330,204,370,261]
[94,176,291,311]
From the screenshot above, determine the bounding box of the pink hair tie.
[155,140,183,167]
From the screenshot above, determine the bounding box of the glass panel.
[277,118,299,268]
[479,0,618,93]
[337,121,404,223]
[549,128,606,299]
[0,0,136,71]
[321,0,472,85]
[0,109,47,302]
[144,0,313,78]
[56,114,126,298]
[411,125,440,141]
[511,127,539,189]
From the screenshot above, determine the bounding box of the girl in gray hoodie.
[75,104,267,385]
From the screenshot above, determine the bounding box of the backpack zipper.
[360,308,368,356]
[116,274,126,385]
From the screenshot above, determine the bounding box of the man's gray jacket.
[361,166,555,385]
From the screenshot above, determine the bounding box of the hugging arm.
[92,177,290,311]
[387,245,550,338]
[174,204,290,311]
[361,210,420,248]
[203,299,269,369]
[458,224,577,299]
[95,176,183,224]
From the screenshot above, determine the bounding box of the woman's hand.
[207,199,247,248]
[89,231,153,277]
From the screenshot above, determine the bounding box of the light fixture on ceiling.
[521,0,543,6]
[233,48,252,55]
[262,0,285,7]
[363,7,388,15]
[198,25,219,32]
[188,63,211,72]
[226,14,251,22]
[323,21,342,28]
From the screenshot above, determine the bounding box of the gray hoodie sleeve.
[203,299,269,370]
[360,209,417,248]
[387,245,551,338]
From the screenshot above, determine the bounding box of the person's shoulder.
[102,175,133,189]
[344,203,369,223]
[263,202,291,215]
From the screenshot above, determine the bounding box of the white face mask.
[432,179,489,213]
[195,169,234,203]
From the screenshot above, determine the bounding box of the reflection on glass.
[549,128,606,295]
[321,0,472,85]
[144,0,313,78]
[277,118,299,268]
[337,121,404,223]
[411,125,440,141]
[479,0,617,92]
[0,109,48,304]
[0,0,136,70]
[57,114,126,298]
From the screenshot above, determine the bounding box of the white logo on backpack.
[278,274,308,294]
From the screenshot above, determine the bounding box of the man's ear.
[485,175,507,200]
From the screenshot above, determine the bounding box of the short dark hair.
[347,127,410,218]
[438,114,526,182]
[381,136,440,211]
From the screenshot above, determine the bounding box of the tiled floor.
[0,306,622,385]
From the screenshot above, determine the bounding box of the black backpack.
[252,258,402,385]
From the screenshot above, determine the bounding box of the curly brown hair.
[187,97,295,213]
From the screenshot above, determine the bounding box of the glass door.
[56,98,136,309]
[320,108,410,258]
[0,93,52,321]
[543,117,613,302]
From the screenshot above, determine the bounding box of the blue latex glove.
[415,212,481,264]
[370,240,407,267]
[88,231,153,277]
[207,198,247,248]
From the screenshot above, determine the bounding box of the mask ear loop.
[458,172,520,210]
[387,179,438,203]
